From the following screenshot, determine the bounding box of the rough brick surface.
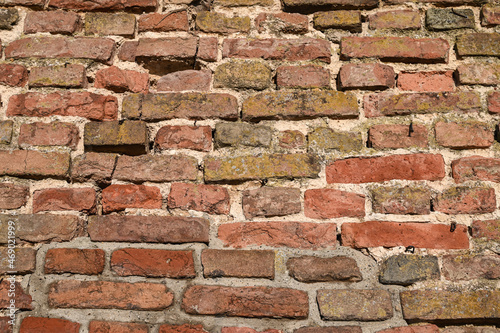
[215,122,272,148]
[435,121,493,149]
[84,120,148,155]
[371,186,431,215]
[168,183,229,214]
[45,248,105,275]
[276,65,330,89]
[71,152,117,183]
[0,247,35,274]
[20,317,80,333]
[95,66,149,93]
[102,184,162,213]
[456,33,500,57]
[313,11,361,32]
[89,321,149,333]
[242,187,301,218]
[308,127,362,152]
[139,11,189,32]
[24,11,81,34]
[33,188,96,213]
[0,183,29,209]
[202,249,275,278]
[426,8,474,30]
[488,91,500,113]
[442,254,500,280]
[48,0,157,11]
[339,63,395,90]
[458,63,500,85]
[0,280,31,309]
[482,4,500,25]
[157,70,211,91]
[196,12,251,34]
[295,328,362,333]
[0,63,28,87]
[0,121,13,144]
[471,219,500,241]
[85,13,136,37]
[155,125,212,151]
[19,122,79,149]
[287,256,362,282]
[379,254,439,285]
[114,155,197,182]
[29,64,86,88]
[214,60,271,90]
[304,188,365,219]
[369,10,420,30]
[159,324,209,333]
[0,150,70,179]
[255,13,308,34]
[433,186,496,214]
[368,124,428,149]
[397,71,455,92]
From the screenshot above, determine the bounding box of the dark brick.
[84,120,148,155]
[287,256,362,282]
[202,249,275,279]
[379,254,439,285]
[426,8,474,30]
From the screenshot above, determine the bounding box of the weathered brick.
[0,150,70,179]
[182,285,308,318]
[0,8,18,30]
[482,4,500,25]
[364,92,480,117]
[18,122,79,149]
[308,127,362,152]
[435,121,493,149]
[159,324,209,333]
[0,247,35,274]
[215,0,273,6]
[102,184,162,213]
[84,120,148,155]
[287,256,362,282]
[326,154,444,183]
[219,222,337,249]
[122,93,238,121]
[440,327,498,333]
[157,70,212,92]
[222,38,331,63]
[71,152,117,183]
[202,249,275,278]
[89,321,148,333]
[118,41,138,61]
[85,13,135,37]
[0,214,84,244]
[0,63,28,87]
[48,0,157,11]
[24,10,80,34]
[339,63,395,90]
[7,92,118,121]
[45,248,105,275]
[196,12,250,34]
[168,183,229,214]
[0,121,13,144]
[376,325,439,333]
[33,188,96,213]
[426,8,474,30]
[472,220,500,241]
[0,317,11,333]
[222,329,280,333]
[29,64,86,88]
[368,10,420,30]
[341,221,469,249]
[433,186,496,214]
[313,11,361,32]
[304,189,365,219]
[398,71,455,92]
[6,37,115,63]
[453,156,500,183]
[242,187,301,219]
[317,289,392,321]
[95,66,149,93]
[0,183,29,209]
[341,37,449,62]
[114,155,198,182]
[49,280,173,310]
[457,63,500,85]
[442,254,500,280]
[242,91,358,121]
[489,91,500,113]
[215,122,272,148]
[255,13,308,34]
[371,186,431,215]
[214,60,271,90]
[88,215,209,243]
[204,153,320,182]
[277,65,330,89]
[198,37,218,62]
[138,11,189,32]
[111,248,195,278]
[20,317,80,333]
[282,0,378,10]
[155,125,212,151]
[379,254,439,285]
[295,327,362,333]
[0,280,31,309]
[400,290,500,323]
[130,37,197,64]
[456,33,500,57]
[279,130,306,149]
[368,124,428,149]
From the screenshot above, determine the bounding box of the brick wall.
[0,0,499,332]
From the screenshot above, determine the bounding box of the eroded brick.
[168,183,229,214]
[368,124,428,149]
[0,63,28,87]
[157,70,211,92]
[89,321,149,333]
[242,187,301,219]
[456,33,500,57]
[313,11,361,32]
[138,11,189,32]
[95,66,149,93]
[304,189,365,219]
[85,13,136,37]
[277,65,330,89]
[379,254,439,285]
[19,122,79,149]
[29,64,86,88]
[308,127,362,152]
[84,120,147,155]
[102,184,162,213]
[0,247,35,274]
[339,63,395,90]
[398,71,455,92]
[24,10,81,34]
[155,125,212,151]
[369,10,420,30]
[0,150,70,179]
[287,256,362,282]
[214,60,271,90]
[20,317,80,333]
[33,188,96,213]
[371,186,431,215]
[202,249,275,279]
[215,122,272,148]
[45,248,105,275]
[114,155,198,182]
[196,12,250,34]
[0,183,29,209]
[433,186,496,214]
[442,254,500,280]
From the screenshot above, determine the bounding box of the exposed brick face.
[33,188,97,213]
[202,249,275,278]
[304,189,365,219]
[155,125,212,151]
[168,183,230,214]
[287,256,362,282]
[102,184,162,213]
[44,248,105,275]
[89,321,149,333]
[18,122,79,149]
[0,183,29,209]
[20,317,80,333]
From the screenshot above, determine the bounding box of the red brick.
[282,0,378,9]
[371,186,431,215]
[456,33,500,57]
[294,327,362,333]
[160,324,211,333]
[118,41,138,61]
[182,285,308,318]
[442,254,500,280]
[304,189,365,219]
[457,63,500,85]
[102,184,162,213]
[489,91,500,114]
[157,70,212,92]
[287,256,362,282]
[18,122,79,149]
[435,121,493,149]
[326,154,444,184]
[376,325,439,333]
[89,321,148,333]
[364,92,480,117]
[341,37,449,62]
[130,38,197,64]
[0,280,31,309]
[433,186,496,214]
[0,317,11,333]
[339,63,395,89]
[1,0,45,6]
[201,249,274,278]
[242,187,301,219]
[368,10,420,30]
[33,188,96,213]
[279,130,305,149]
[95,66,149,93]
[111,248,195,278]
[20,317,80,333]
[0,63,27,87]
[155,125,212,151]
[368,124,428,149]
[48,0,157,11]
[255,13,308,34]
[88,215,209,243]
[0,150,70,179]
[398,71,455,92]
[342,221,469,249]
[198,37,218,62]
[45,248,105,275]
[71,152,117,183]
[24,11,81,34]
[276,65,330,89]
[223,38,331,63]
[49,280,173,310]
[28,64,86,88]
[6,37,115,63]
[85,13,135,37]
[482,4,500,25]
[7,92,118,121]
[0,183,28,209]
[223,329,281,333]
[219,222,337,249]
[139,11,189,32]
[168,183,229,214]
[114,155,198,182]
[0,247,36,274]
[472,219,500,241]
[453,156,500,183]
